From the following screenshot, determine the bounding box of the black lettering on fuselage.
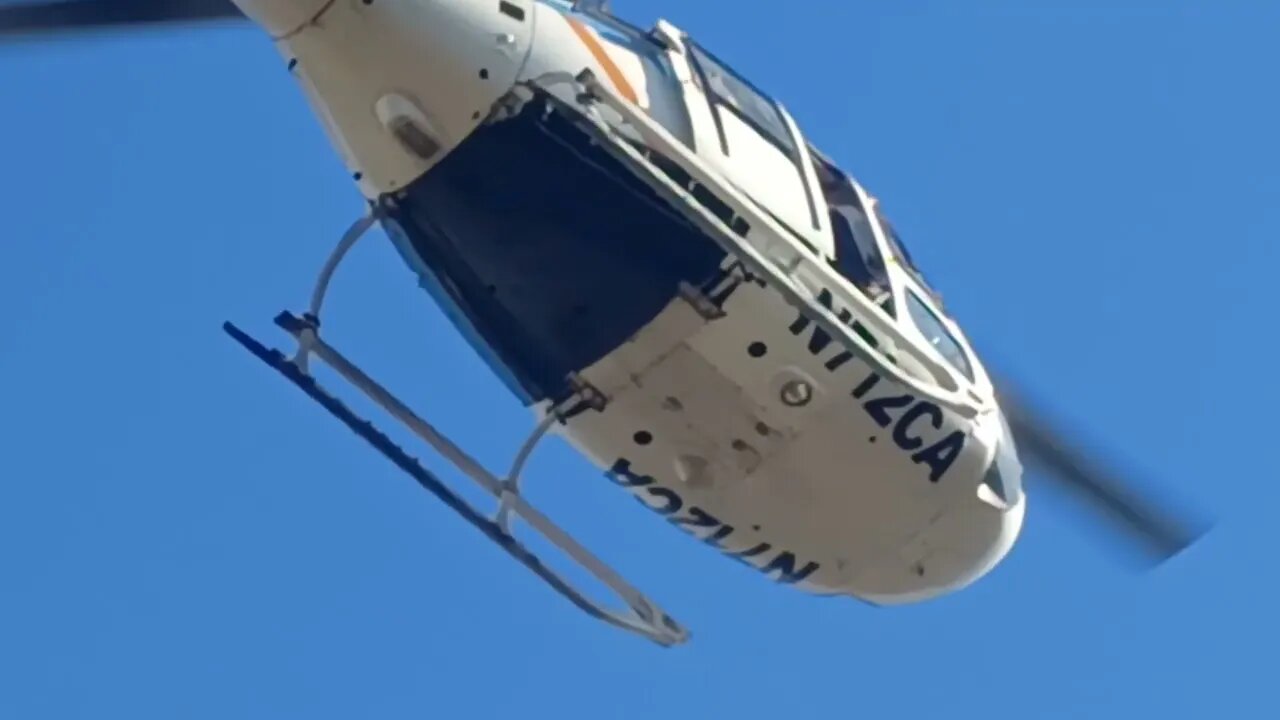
[913,431,966,483]
[700,524,735,550]
[851,372,881,400]
[787,287,970,483]
[607,459,653,488]
[669,507,719,531]
[893,401,944,451]
[763,552,821,584]
[607,458,821,585]
[643,485,683,515]
[863,394,914,428]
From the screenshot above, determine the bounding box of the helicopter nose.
[947,415,1028,586]
[860,485,1027,606]
[231,0,333,37]
[954,418,1029,577]
[975,482,1027,577]
[854,418,1027,605]
[982,410,1025,509]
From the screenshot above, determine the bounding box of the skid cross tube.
[222,320,687,646]
[221,212,689,648]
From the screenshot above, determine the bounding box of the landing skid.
[222,212,689,648]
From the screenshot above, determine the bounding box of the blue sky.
[1,1,1275,717]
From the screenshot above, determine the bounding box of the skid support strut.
[222,210,689,647]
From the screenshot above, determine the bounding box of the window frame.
[561,9,828,251]
[903,287,975,384]
[811,150,896,313]
[684,40,800,161]
[872,203,951,309]
[683,39,822,234]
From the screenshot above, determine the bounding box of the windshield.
[984,410,1024,506]
[871,204,930,288]
[873,205,959,321]
[810,149,894,310]
[905,290,974,383]
[685,41,798,159]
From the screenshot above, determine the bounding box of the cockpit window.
[873,204,954,313]
[905,290,974,382]
[872,205,926,285]
[809,150,895,312]
[831,204,890,298]
[685,42,798,158]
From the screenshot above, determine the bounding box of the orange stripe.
[566,18,639,105]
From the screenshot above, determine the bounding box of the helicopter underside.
[379,94,727,406]
[372,89,1018,600]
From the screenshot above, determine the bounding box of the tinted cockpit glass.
[905,290,974,382]
[983,411,1024,506]
[831,204,888,290]
[810,149,894,310]
[873,204,934,294]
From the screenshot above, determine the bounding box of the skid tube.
[222,219,689,648]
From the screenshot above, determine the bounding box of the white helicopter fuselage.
[233,0,1026,604]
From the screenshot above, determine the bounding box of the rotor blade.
[994,375,1210,566]
[0,0,244,40]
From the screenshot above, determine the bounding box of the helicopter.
[1,0,1211,647]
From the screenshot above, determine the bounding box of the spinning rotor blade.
[994,376,1210,567]
[0,0,244,40]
